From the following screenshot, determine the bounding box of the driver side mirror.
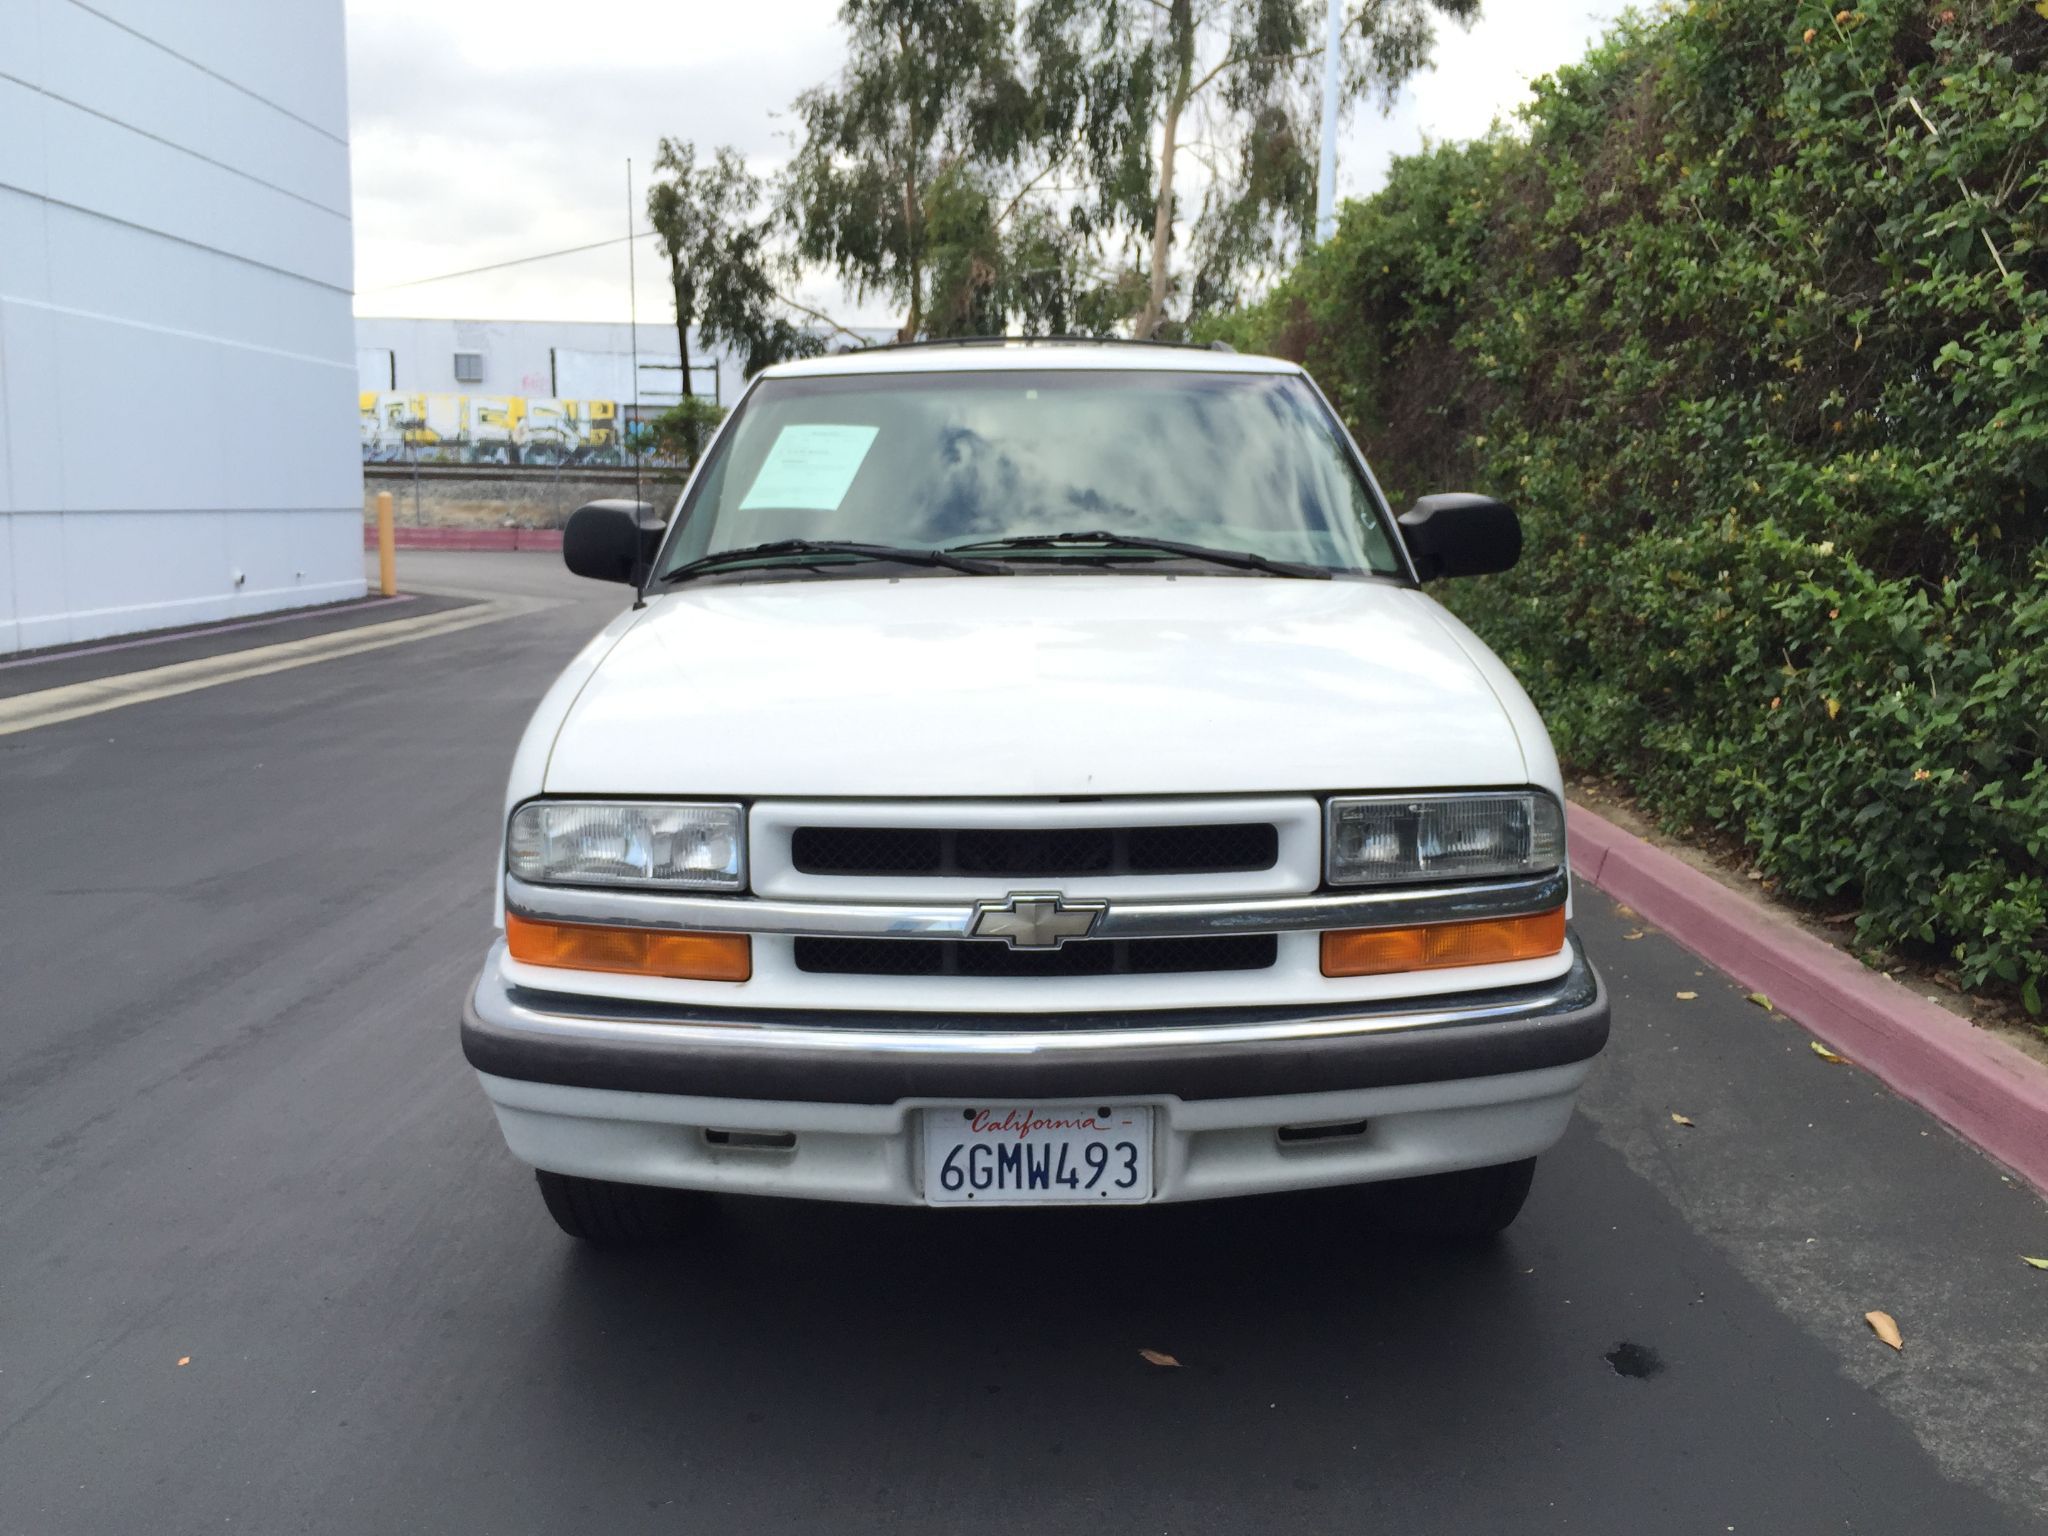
[563,500,663,586]
[1397,493,1522,581]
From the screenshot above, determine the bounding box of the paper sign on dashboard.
[737,424,879,512]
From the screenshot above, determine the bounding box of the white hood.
[541,575,1545,798]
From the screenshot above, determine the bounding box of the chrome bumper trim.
[502,866,1568,942]
[468,930,1597,1057]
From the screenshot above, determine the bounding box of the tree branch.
[1187,43,1323,102]
[1904,94,2011,282]
[772,290,871,343]
[994,150,1068,231]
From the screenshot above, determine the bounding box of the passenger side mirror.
[1396,493,1522,581]
[563,500,662,586]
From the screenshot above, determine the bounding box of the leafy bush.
[646,397,731,466]
[1218,0,2048,1010]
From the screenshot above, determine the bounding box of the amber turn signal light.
[506,913,752,981]
[1320,907,1565,978]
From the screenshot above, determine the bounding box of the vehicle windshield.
[653,368,1404,580]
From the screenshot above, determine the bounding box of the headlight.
[507,801,745,891]
[1326,792,1564,886]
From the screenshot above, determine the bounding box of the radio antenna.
[625,157,642,512]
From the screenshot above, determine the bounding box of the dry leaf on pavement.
[1865,1311,1903,1351]
[1670,1113,1695,1127]
[2022,1257,2048,1271]
[1746,991,1773,1011]
[1139,1349,1181,1368]
[177,1357,190,1367]
[1623,929,1646,940]
[1676,991,1698,1000]
[1811,1041,1850,1064]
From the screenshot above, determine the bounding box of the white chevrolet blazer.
[463,340,1607,1242]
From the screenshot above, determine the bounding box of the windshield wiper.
[658,539,1010,585]
[945,530,1331,580]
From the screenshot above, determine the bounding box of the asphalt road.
[3,551,2045,1534]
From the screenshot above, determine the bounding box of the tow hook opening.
[703,1128,797,1152]
[1276,1118,1371,1146]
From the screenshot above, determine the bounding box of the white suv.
[463,339,1606,1242]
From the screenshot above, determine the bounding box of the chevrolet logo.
[967,892,1108,950]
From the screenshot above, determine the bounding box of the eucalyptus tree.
[782,0,1038,342]
[1038,0,1482,337]
[645,138,822,417]
[781,0,1164,339]
[780,0,1478,342]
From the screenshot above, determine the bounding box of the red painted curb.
[1568,801,2048,1193]
[361,527,563,552]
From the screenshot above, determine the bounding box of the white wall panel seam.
[0,193,352,297]
[0,70,350,220]
[33,1,350,208]
[62,0,349,146]
[7,293,354,372]
[1,72,352,221]
[31,93,349,285]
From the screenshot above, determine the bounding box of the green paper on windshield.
[737,424,879,511]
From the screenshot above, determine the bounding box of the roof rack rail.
[852,333,1239,356]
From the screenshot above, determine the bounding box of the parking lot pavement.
[0,591,474,699]
[2,551,2044,1534]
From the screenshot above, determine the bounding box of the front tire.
[1384,1156,1536,1240]
[535,1170,708,1244]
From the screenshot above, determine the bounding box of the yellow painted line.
[0,597,548,738]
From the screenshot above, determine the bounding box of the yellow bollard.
[375,490,397,597]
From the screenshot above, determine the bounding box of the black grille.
[791,822,1278,879]
[793,934,1278,978]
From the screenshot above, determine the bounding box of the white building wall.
[352,317,749,409]
[0,0,364,654]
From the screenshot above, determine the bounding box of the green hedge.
[1215,0,2048,1012]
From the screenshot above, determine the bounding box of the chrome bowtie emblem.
[968,892,1108,950]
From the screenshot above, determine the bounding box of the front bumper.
[461,932,1607,1204]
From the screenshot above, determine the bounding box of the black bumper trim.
[460,941,1608,1105]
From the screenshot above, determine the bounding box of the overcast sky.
[345,0,1620,329]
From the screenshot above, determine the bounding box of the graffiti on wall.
[359,393,625,466]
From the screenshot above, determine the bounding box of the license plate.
[922,1105,1153,1205]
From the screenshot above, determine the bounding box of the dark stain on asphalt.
[1606,1340,1666,1380]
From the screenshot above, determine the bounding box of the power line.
[360,229,659,293]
